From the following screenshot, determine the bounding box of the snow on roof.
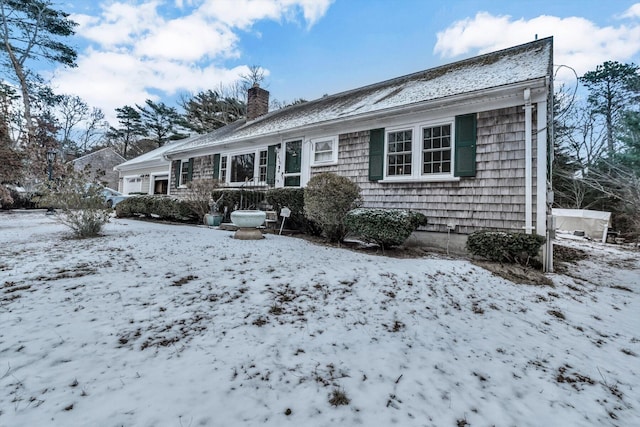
[114,135,204,169]
[168,37,552,155]
[71,146,125,163]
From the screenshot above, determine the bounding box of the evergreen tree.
[106,106,146,159]
[615,111,640,172]
[579,61,640,155]
[137,99,186,147]
[180,89,246,133]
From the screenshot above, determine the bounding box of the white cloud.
[621,3,640,19]
[134,16,238,61]
[434,10,640,86]
[55,0,333,124]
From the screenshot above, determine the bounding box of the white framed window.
[311,136,338,166]
[230,153,255,183]
[258,150,268,182]
[222,148,271,186]
[422,124,452,174]
[387,130,412,176]
[220,156,227,183]
[384,119,456,181]
[179,159,192,186]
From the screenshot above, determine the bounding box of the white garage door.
[122,176,142,194]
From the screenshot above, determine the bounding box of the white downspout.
[537,99,552,272]
[524,89,533,234]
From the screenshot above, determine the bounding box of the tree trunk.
[2,31,33,143]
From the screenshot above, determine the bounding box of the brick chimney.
[246,83,269,121]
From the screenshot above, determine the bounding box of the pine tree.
[579,61,640,155]
[106,106,146,159]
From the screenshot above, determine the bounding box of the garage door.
[123,176,142,194]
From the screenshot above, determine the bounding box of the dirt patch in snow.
[472,261,553,286]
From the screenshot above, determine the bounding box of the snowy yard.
[1,211,639,427]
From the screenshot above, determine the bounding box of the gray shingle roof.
[167,37,552,155]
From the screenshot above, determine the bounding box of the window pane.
[316,141,332,151]
[315,151,332,162]
[387,130,412,176]
[231,153,255,182]
[259,150,267,182]
[284,175,300,187]
[285,140,302,173]
[220,157,227,182]
[422,124,452,175]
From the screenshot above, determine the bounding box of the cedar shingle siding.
[170,155,216,197]
[311,106,538,234]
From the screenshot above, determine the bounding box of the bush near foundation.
[304,173,362,242]
[345,208,428,249]
[115,195,198,222]
[266,188,320,235]
[466,230,546,264]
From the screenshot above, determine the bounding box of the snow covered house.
[163,37,554,268]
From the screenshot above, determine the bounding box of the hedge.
[466,230,546,264]
[345,208,428,248]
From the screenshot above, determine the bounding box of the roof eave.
[165,76,550,158]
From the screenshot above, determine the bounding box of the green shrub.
[345,208,428,248]
[115,195,199,222]
[304,172,362,242]
[466,230,546,264]
[266,187,320,234]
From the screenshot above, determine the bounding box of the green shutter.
[267,144,277,186]
[454,114,477,177]
[212,154,220,180]
[187,158,194,182]
[368,128,385,181]
[173,160,180,188]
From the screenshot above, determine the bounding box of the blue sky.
[47,0,640,123]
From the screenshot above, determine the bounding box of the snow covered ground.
[1,211,638,427]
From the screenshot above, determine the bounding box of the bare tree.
[239,65,266,90]
[79,107,107,153]
[58,94,87,152]
[0,0,77,142]
[578,161,640,238]
[564,106,608,167]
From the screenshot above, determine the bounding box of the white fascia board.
[164,135,283,160]
[114,158,169,172]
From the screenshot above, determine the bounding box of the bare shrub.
[37,171,111,238]
[183,178,222,223]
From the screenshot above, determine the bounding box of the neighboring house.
[72,147,125,190]
[113,138,197,195]
[162,38,554,269]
